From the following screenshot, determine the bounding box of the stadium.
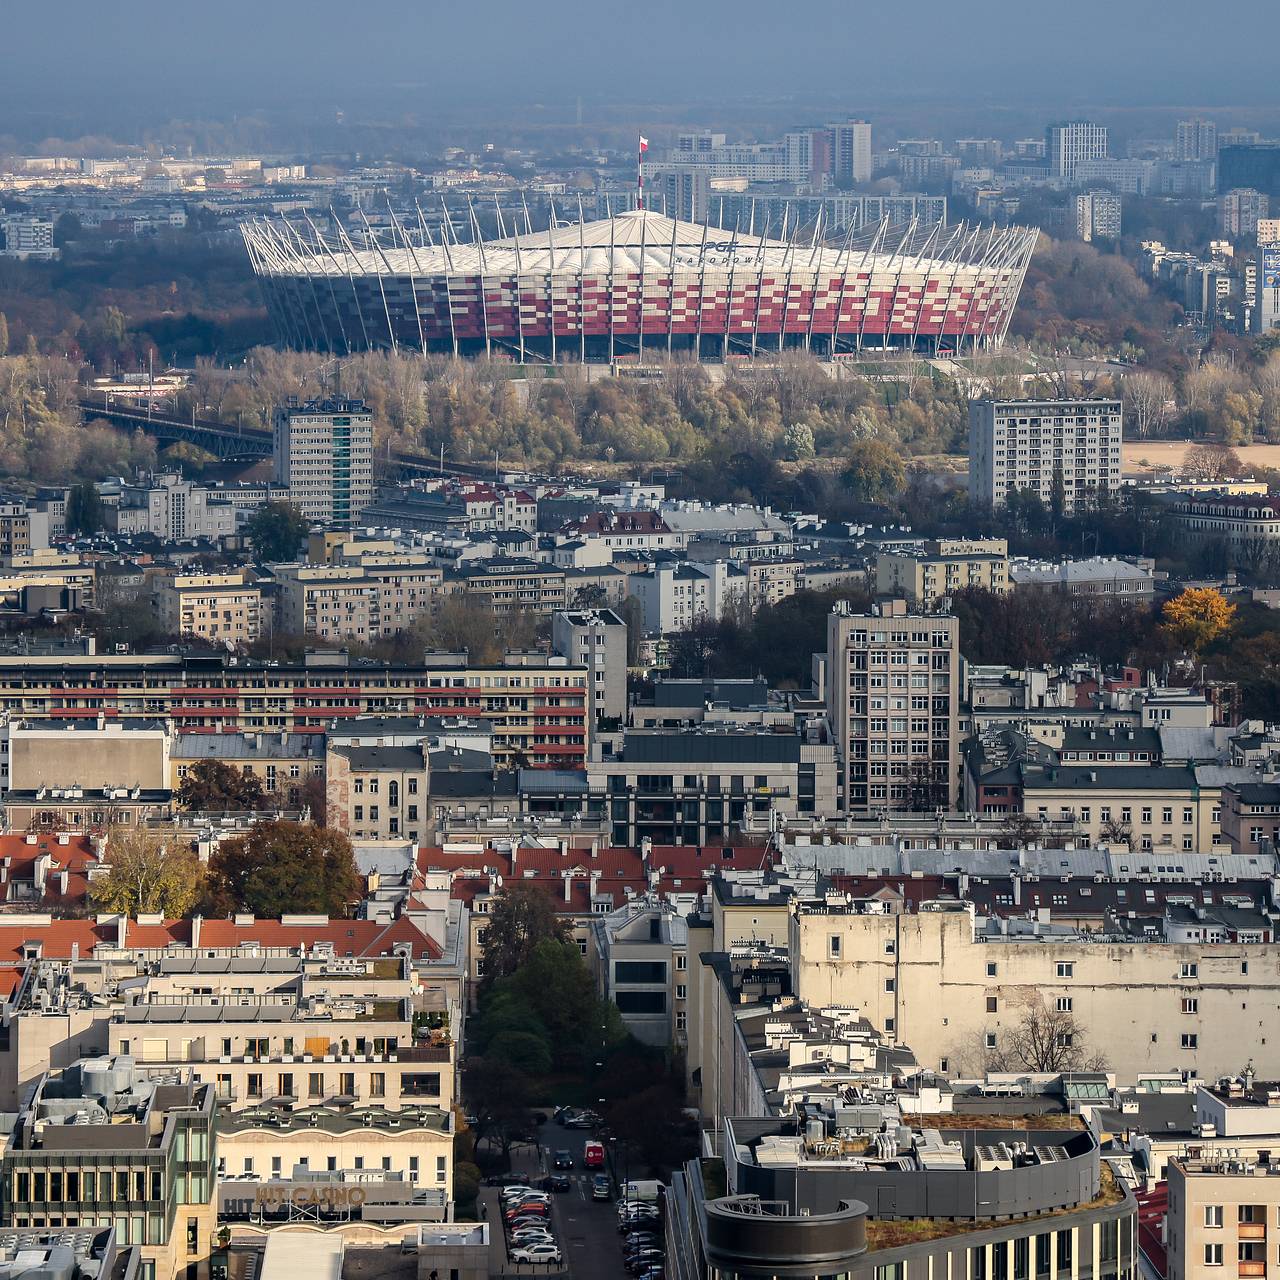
[242,208,1038,361]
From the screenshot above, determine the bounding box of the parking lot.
[485,1112,656,1280]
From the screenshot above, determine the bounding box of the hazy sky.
[3,0,1276,128]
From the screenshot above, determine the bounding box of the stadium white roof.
[244,208,1038,280]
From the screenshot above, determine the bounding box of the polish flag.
[638,136,649,153]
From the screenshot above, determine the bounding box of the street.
[523,1115,633,1280]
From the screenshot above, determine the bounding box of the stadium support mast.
[637,132,649,211]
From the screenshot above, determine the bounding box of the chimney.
[641,836,653,864]
[510,846,519,871]
[589,839,599,860]
[191,916,202,949]
[563,871,573,903]
[116,916,127,949]
[589,869,601,898]
[70,942,79,962]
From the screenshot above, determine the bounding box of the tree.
[204,821,360,917]
[245,501,310,562]
[1123,369,1174,439]
[506,937,620,1071]
[65,482,104,536]
[480,882,568,987]
[1100,817,1133,849]
[986,994,1108,1073]
[1183,442,1244,482]
[464,1057,533,1160]
[997,812,1043,850]
[0,313,8,358]
[1161,587,1237,656]
[177,759,267,812]
[843,438,906,504]
[90,830,204,917]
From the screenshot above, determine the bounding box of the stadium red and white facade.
[243,208,1038,360]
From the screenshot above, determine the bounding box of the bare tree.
[997,811,1042,850]
[1123,369,1174,439]
[998,993,1108,1073]
[949,993,1107,1077]
[1099,817,1133,849]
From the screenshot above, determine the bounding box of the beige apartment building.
[3,950,455,1116]
[217,1106,454,1208]
[825,599,961,814]
[874,538,1009,608]
[1167,1155,1280,1280]
[154,570,263,644]
[274,561,447,642]
[325,740,429,842]
[789,899,1280,1083]
[1020,763,1223,853]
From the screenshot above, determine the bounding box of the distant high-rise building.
[1176,117,1218,162]
[1219,144,1280,198]
[272,397,374,528]
[651,168,710,222]
[1219,188,1271,238]
[784,128,832,184]
[1258,218,1280,246]
[1075,189,1122,242]
[1046,121,1108,179]
[969,397,1123,515]
[675,131,725,154]
[829,120,872,183]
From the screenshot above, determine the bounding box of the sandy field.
[1123,440,1280,475]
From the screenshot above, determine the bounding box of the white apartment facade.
[825,599,960,814]
[272,397,374,527]
[969,398,1123,514]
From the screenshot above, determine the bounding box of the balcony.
[1238,1224,1266,1240]
[1238,1264,1265,1278]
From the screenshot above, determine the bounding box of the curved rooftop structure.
[242,208,1038,361]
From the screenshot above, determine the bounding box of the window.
[1056,962,1074,978]
[1204,1243,1223,1266]
[1204,1204,1223,1228]
[885,978,896,993]
[986,996,998,1013]
[986,962,998,977]
[676,954,687,971]
[1056,997,1073,1012]
[985,1032,998,1050]
[675,985,687,1001]
[1182,1033,1198,1050]
[829,935,841,958]
[1181,962,1199,979]
[1182,997,1199,1014]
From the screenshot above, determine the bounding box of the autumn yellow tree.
[90,830,204,917]
[1161,587,1236,655]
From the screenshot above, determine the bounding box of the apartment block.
[272,397,374,527]
[106,472,237,542]
[874,537,1009,607]
[825,600,960,814]
[789,897,1280,1082]
[969,398,1123,514]
[0,1055,216,1278]
[1167,1154,1280,1280]
[552,607,628,726]
[1046,121,1108,178]
[0,650,590,764]
[154,571,263,644]
[325,739,429,842]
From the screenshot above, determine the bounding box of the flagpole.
[637,131,646,211]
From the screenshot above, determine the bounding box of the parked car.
[552,1149,574,1170]
[511,1243,563,1264]
[628,1251,665,1274]
[592,1173,613,1200]
[511,1229,556,1245]
[623,1232,661,1248]
[485,1173,529,1187]
[500,1184,537,1199]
